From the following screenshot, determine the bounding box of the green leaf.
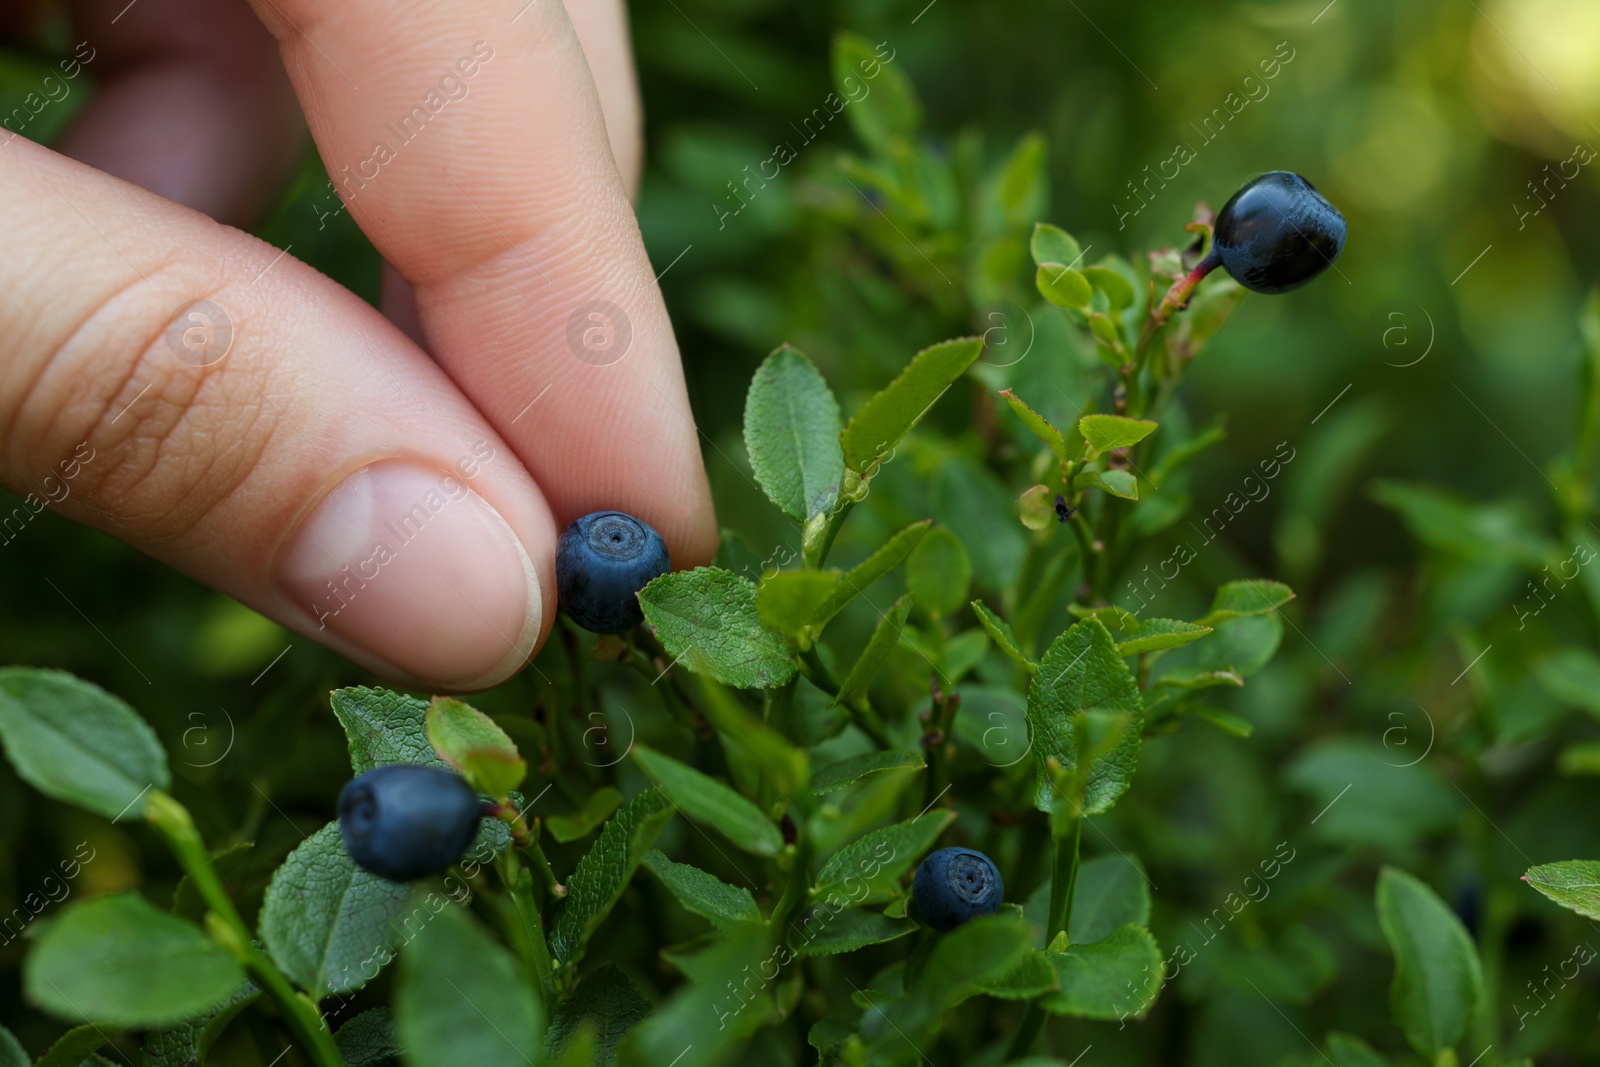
[0,668,169,821]
[547,963,650,1067]
[1375,866,1483,1059]
[258,822,414,1000]
[425,697,525,798]
[691,677,809,798]
[1036,263,1092,309]
[34,1024,112,1067]
[1026,618,1143,815]
[797,908,917,956]
[1187,706,1255,737]
[638,568,797,690]
[905,528,971,617]
[1370,481,1554,568]
[631,745,781,857]
[329,687,440,772]
[1069,855,1152,944]
[1198,579,1296,625]
[613,924,770,1067]
[841,337,984,475]
[24,892,243,1028]
[811,749,924,795]
[0,1026,23,1067]
[334,1008,402,1067]
[831,31,919,153]
[136,979,258,1067]
[551,790,675,966]
[1083,265,1135,310]
[395,903,543,1067]
[1018,484,1055,531]
[1324,1032,1390,1067]
[999,389,1074,465]
[1533,649,1600,718]
[1115,619,1212,656]
[755,569,843,637]
[1069,603,1141,635]
[1030,223,1082,269]
[814,809,956,904]
[1079,414,1158,455]
[547,787,624,844]
[809,521,931,626]
[743,345,845,522]
[1151,614,1281,684]
[972,951,1060,999]
[833,594,915,706]
[972,601,1038,673]
[1523,860,1600,920]
[1040,924,1163,1019]
[1073,468,1139,500]
[643,850,761,929]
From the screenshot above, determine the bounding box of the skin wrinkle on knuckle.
[31,279,276,546]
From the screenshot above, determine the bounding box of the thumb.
[0,140,558,690]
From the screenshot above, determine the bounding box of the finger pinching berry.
[338,764,482,882]
[1210,171,1347,294]
[911,847,1004,932]
[556,510,671,634]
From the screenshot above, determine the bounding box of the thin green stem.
[493,850,555,1003]
[1008,816,1082,1059]
[147,792,346,1067]
[809,500,856,569]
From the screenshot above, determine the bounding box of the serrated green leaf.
[0,669,169,821]
[811,749,924,795]
[834,594,915,707]
[1523,860,1600,920]
[396,902,542,1067]
[632,745,781,857]
[551,790,675,966]
[841,338,984,475]
[426,697,524,798]
[809,521,931,626]
[643,850,761,929]
[638,568,796,690]
[798,908,917,956]
[1198,579,1295,625]
[1376,866,1483,1059]
[1073,468,1139,500]
[334,1007,401,1067]
[258,822,413,1001]
[972,601,1038,673]
[1115,619,1212,656]
[329,687,439,772]
[1079,414,1158,455]
[905,528,971,617]
[548,963,650,1067]
[972,951,1060,1000]
[138,980,258,1067]
[743,345,845,522]
[1068,603,1141,634]
[24,893,242,1028]
[831,31,919,153]
[756,569,842,637]
[1026,618,1143,815]
[1030,223,1082,270]
[547,787,624,844]
[814,809,956,904]
[1040,924,1163,1019]
[1037,263,1092,309]
[33,1024,111,1067]
[999,388,1074,464]
[1083,265,1135,309]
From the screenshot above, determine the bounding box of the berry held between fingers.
[912,847,1004,932]
[1211,171,1347,294]
[338,764,482,882]
[556,510,671,634]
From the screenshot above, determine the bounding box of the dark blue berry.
[555,511,670,634]
[1211,171,1346,294]
[911,847,1004,932]
[338,765,481,882]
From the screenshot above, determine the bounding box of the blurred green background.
[7,0,1600,1063]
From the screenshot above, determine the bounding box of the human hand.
[0,0,717,689]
